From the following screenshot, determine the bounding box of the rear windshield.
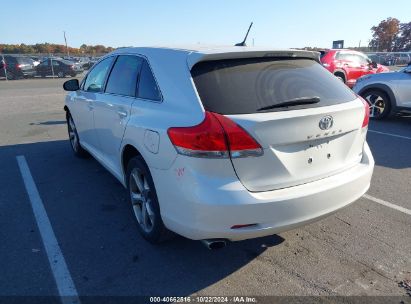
[191,58,356,114]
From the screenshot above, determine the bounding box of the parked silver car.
[353,65,411,119]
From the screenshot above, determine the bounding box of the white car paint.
[354,66,411,110]
[65,46,374,241]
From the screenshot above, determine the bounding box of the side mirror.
[63,79,79,91]
[371,62,378,69]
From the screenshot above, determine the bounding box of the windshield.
[61,59,74,65]
[191,58,357,114]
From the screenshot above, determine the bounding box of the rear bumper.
[151,143,374,241]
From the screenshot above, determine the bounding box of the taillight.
[359,96,370,128]
[167,111,263,158]
[167,112,228,158]
[212,112,263,158]
[15,64,23,69]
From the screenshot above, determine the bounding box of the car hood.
[361,70,401,82]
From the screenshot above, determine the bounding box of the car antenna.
[235,22,253,46]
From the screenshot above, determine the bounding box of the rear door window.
[351,54,369,65]
[191,58,356,115]
[105,55,143,97]
[335,52,352,61]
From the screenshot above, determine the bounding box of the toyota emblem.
[319,116,334,130]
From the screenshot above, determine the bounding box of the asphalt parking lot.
[0,77,410,301]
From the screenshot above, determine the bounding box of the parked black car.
[36,58,82,78]
[0,55,36,79]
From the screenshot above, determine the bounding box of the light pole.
[63,31,69,58]
[1,54,7,81]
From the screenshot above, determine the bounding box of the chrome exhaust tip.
[201,239,227,250]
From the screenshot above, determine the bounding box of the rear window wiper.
[257,96,320,111]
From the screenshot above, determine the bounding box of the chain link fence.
[365,51,411,66]
[0,52,105,81]
[1,50,410,81]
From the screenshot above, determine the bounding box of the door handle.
[117,110,128,118]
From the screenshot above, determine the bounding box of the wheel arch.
[358,83,397,108]
[121,144,144,183]
[333,69,347,82]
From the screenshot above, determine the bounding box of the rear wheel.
[362,90,391,120]
[126,156,172,243]
[66,113,89,157]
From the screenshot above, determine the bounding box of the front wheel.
[126,156,172,243]
[66,113,89,157]
[362,90,392,120]
[57,71,65,78]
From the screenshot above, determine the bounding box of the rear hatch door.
[191,57,367,192]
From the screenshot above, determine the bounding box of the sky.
[1,0,410,49]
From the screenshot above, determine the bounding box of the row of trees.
[0,43,115,55]
[2,19,410,55]
[369,18,411,52]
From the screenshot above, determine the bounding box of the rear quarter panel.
[119,49,206,175]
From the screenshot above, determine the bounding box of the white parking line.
[16,155,80,304]
[0,93,65,99]
[368,130,411,141]
[364,194,411,216]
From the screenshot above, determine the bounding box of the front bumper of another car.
[151,143,374,241]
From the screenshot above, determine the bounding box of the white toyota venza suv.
[63,46,374,247]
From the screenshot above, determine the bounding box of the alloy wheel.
[68,116,79,152]
[129,168,155,233]
[364,93,386,118]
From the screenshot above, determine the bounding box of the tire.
[57,71,65,78]
[361,90,392,120]
[66,113,89,158]
[126,156,172,243]
[6,71,15,80]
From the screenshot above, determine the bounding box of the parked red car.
[320,49,389,88]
